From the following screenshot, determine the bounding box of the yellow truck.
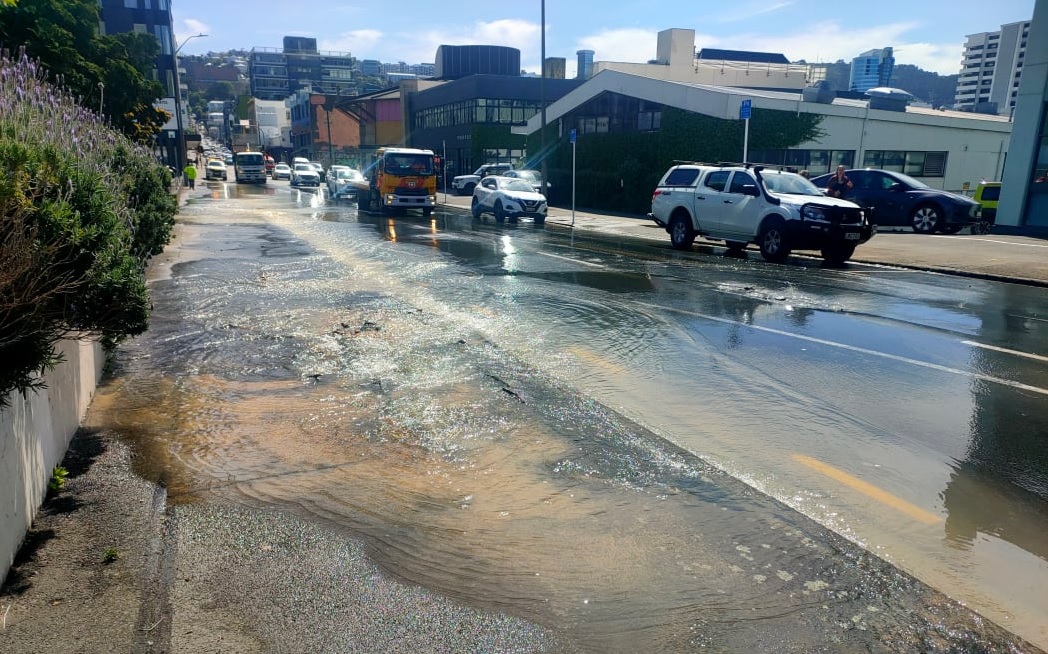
[353,147,438,216]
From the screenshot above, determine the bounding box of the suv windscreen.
[761,173,824,196]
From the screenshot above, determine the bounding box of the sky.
[171,0,1037,77]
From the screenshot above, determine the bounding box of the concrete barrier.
[0,338,103,582]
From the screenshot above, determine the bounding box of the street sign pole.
[570,128,577,226]
[740,98,752,164]
[442,139,447,203]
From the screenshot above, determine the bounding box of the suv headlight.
[802,205,827,221]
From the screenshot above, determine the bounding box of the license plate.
[845,232,861,240]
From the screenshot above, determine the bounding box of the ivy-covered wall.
[539,107,823,214]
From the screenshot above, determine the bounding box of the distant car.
[265,155,276,177]
[327,167,365,200]
[290,162,320,187]
[205,159,227,181]
[471,175,547,224]
[224,155,234,165]
[452,163,513,195]
[272,163,292,180]
[810,169,981,234]
[308,162,326,183]
[503,169,549,194]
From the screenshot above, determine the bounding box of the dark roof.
[696,48,789,65]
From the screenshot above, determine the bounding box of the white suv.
[452,163,513,195]
[649,163,874,264]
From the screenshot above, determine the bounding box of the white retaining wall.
[0,338,103,582]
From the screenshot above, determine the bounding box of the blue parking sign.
[570,128,577,144]
[740,99,752,120]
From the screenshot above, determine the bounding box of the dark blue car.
[810,169,980,234]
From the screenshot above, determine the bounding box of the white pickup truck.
[649,163,874,265]
[451,163,513,196]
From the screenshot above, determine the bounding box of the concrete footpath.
[439,192,1048,288]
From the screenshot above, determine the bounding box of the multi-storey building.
[849,47,894,92]
[250,37,356,101]
[97,0,183,167]
[956,20,1031,115]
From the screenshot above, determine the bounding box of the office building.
[98,0,182,167]
[434,45,520,79]
[956,20,1031,115]
[577,50,595,79]
[850,47,895,92]
[250,36,356,101]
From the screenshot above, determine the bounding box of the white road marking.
[962,340,1048,364]
[536,251,607,268]
[636,301,1048,397]
[931,236,1048,248]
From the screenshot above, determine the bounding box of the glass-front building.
[434,46,520,80]
[849,47,895,93]
[406,74,582,178]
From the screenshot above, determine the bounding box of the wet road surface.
[87,179,1047,652]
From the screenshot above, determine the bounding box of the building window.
[124,0,137,7]
[863,150,947,177]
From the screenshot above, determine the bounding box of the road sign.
[570,128,577,144]
[740,99,752,120]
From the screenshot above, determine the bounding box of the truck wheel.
[821,243,856,266]
[464,182,476,195]
[668,213,696,250]
[471,197,482,219]
[758,218,791,263]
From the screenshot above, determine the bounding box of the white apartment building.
[956,20,1031,115]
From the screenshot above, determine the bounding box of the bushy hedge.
[541,107,824,214]
[0,51,177,405]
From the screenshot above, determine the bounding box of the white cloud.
[576,29,660,65]
[319,30,385,56]
[714,1,795,24]
[356,19,541,71]
[175,18,210,51]
[702,19,962,74]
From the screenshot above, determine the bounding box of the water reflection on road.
[89,183,1047,651]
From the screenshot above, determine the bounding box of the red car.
[264,155,275,177]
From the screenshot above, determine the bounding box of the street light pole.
[540,0,547,198]
[172,33,208,174]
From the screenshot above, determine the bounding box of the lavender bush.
[0,49,177,405]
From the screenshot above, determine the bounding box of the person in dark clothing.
[826,165,852,198]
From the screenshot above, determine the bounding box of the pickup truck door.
[718,171,762,238]
[695,170,731,233]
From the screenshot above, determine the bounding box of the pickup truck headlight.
[802,205,827,221]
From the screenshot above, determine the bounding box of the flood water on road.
[86,183,1047,652]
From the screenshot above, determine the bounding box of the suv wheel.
[911,204,941,233]
[471,197,482,219]
[668,213,696,250]
[821,243,856,266]
[758,219,791,263]
[494,201,506,223]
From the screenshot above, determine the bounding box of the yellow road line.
[792,454,942,525]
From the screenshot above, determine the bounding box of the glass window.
[904,151,925,176]
[881,151,905,172]
[124,0,137,7]
[729,172,756,194]
[808,150,830,174]
[662,168,700,187]
[704,171,730,192]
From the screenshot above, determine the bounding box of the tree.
[205,81,236,102]
[0,0,166,142]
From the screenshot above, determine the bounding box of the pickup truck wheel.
[464,182,476,196]
[758,219,791,263]
[494,201,506,223]
[668,213,696,250]
[821,243,856,266]
[471,197,482,219]
[911,204,941,233]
